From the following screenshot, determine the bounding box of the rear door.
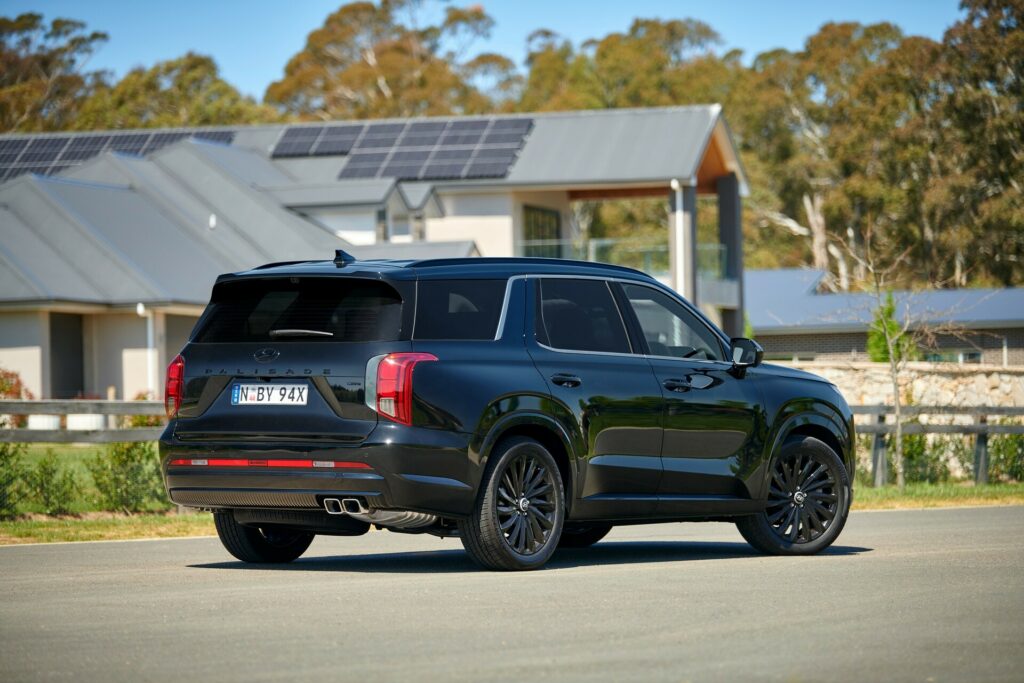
[174,275,413,443]
[615,282,763,507]
[527,277,664,517]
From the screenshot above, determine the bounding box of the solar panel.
[446,120,489,132]
[108,133,150,156]
[338,165,382,179]
[490,118,533,132]
[0,139,28,154]
[194,131,234,143]
[464,162,510,179]
[420,163,468,180]
[310,125,363,156]
[0,129,237,182]
[380,163,425,179]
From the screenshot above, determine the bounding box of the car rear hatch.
[171,274,413,444]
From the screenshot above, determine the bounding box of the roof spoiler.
[334,249,358,266]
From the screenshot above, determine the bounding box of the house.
[0,105,748,399]
[746,269,1024,366]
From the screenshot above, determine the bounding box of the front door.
[527,277,663,517]
[616,282,764,512]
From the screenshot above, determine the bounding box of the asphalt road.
[2,506,1023,683]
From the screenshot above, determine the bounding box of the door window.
[621,283,725,361]
[536,279,631,354]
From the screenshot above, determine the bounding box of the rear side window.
[536,279,631,354]
[414,279,507,340]
[193,278,403,343]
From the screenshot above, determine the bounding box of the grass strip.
[2,483,1023,545]
[852,482,1024,510]
[0,512,214,545]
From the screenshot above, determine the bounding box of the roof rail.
[408,256,648,276]
[252,259,315,270]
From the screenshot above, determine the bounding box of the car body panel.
[160,257,855,528]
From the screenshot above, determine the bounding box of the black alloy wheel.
[461,436,565,570]
[736,436,850,555]
[495,450,558,555]
[765,448,839,544]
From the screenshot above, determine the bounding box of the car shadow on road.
[189,540,871,574]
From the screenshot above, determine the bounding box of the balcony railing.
[515,239,728,280]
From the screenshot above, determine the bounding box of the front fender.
[754,398,854,500]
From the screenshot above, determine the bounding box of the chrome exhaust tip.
[342,498,369,515]
[323,498,345,515]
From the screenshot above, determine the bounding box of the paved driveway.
[2,506,1022,682]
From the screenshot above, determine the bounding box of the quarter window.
[621,283,724,361]
[536,279,631,354]
[414,279,507,340]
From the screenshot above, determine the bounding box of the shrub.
[86,441,165,513]
[989,421,1024,482]
[127,391,164,428]
[0,366,33,428]
[0,442,27,518]
[24,450,80,515]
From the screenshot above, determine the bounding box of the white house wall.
[0,311,47,398]
[300,207,378,245]
[427,193,515,257]
[84,313,154,400]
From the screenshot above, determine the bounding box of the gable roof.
[746,269,1024,334]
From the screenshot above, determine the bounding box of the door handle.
[663,378,691,392]
[551,373,582,388]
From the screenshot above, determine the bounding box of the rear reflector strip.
[168,458,371,470]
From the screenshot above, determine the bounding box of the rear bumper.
[159,422,478,518]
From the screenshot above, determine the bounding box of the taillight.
[165,354,185,418]
[365,352,437,426]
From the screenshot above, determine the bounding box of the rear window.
[414,279,507,340]
[193,278,403,343]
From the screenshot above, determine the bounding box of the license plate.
[231,384,308,406]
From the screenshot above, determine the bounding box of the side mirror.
[730,337,764,370]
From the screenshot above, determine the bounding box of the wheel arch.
[477,412,578,510]
[757,403,854,499]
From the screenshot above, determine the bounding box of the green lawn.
[852,482,1024,510]
[0,512,214,544]
[2,482,1024,545]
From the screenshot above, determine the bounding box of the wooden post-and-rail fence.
[2,401,1023,485]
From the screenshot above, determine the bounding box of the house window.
[922,350,983,364]
[522,206,561,258]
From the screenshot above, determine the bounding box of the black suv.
[161,253,854,570]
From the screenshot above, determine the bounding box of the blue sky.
[4,1,965,99]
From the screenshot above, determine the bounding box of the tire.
[460,436,565,570]
[558,524,612,549]
[214,511,315,563]
[737,436,851,556]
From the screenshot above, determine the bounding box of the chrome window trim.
[489,271,733,363]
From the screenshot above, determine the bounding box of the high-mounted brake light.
[365,352,437,426]
[165,354,185,418]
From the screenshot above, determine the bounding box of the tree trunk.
[803,193,829,272]
[888,352,906,491]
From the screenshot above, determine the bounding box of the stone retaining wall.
[779,361,1024,408]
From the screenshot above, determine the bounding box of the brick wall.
[756,326,1024,366]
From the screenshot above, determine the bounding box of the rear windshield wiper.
[268,328,334,338]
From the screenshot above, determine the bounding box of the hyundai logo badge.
[253,348,280,363]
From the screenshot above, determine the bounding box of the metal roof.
[746,269,1024,334]
[0,105,747,307]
